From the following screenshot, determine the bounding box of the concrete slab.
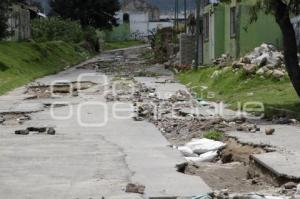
[0,47,211,198]
[227,124,300,180]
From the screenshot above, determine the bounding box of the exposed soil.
[221,138,266,164]
[184,162,274,193]
[0,112,31,126]
[26,81,96,99]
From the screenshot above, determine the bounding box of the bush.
[32,17,100,52]
[82,26,99,52]
[203,131,224,141]
[32,17,83,43]
[152,27,177,63]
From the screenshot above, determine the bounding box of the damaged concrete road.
[0,46,210,199]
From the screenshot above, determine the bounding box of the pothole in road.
[176,138,300,196]
[25,81,97,99]
[0,112,31,126]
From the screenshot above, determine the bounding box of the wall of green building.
[202,4,225,64]
[238,5,282,56]
[202,0,283,65]
[224,3,238,59]
[203,5,212,64]
[214,5,225,59]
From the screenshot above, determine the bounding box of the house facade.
[7,2,43,41]
[7,4,31,41]
[116,0,173,38]
[201,0,283,64]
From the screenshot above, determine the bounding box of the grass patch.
[177,67,300,119]
[104,40,145,51]
[203,131,224,141]
[0,41,89,95]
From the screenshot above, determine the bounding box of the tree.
[222,0,300,96]
[50,0,120,29]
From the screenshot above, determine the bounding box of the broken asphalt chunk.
[47,127,56,135]
[15,129,29,135]
[27,127,47,133]
[125,183,145,194]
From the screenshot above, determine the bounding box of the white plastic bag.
[185,151,218,162]
[186,138,226,154]
[177,146,197,157]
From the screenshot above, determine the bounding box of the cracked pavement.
[0,46,211,199]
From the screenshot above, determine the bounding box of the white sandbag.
[177,146,197,157]
[185,151,218,163]
[186,138,226,154]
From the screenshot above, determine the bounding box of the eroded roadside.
[97,47,300,198]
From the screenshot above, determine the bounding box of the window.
[203,13,209,42]
[230,7,237,38]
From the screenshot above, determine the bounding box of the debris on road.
[27,127,47,133]
[15,129,30,135]
[15,127,56,135]
[0,112,31,126]
[283,182,297,190]
[125,183,145,194]
[265,128,275,135]
[47,127,56,135]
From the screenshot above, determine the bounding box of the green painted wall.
[202,0,283,64]
[224,3,238,59]
[238,5,282,56]
[214,5,225,59]
[203,5,212,64]
[203,4,225,64]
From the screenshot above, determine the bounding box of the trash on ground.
[186,138,226,155]
[185,150,218,163]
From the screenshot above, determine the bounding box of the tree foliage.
[50,0,120,29]
[32,17,84,43]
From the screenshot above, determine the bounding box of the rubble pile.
[232,43,286,79]
[213,53,233,67]
[210,43,300,80]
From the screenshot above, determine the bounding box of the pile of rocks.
[232,43,286,79]
[213,53,233,67]
[169,89,192,102]
[133,103,155,121]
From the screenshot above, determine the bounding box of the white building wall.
[130,12,149,38]
[116,11,173,38]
